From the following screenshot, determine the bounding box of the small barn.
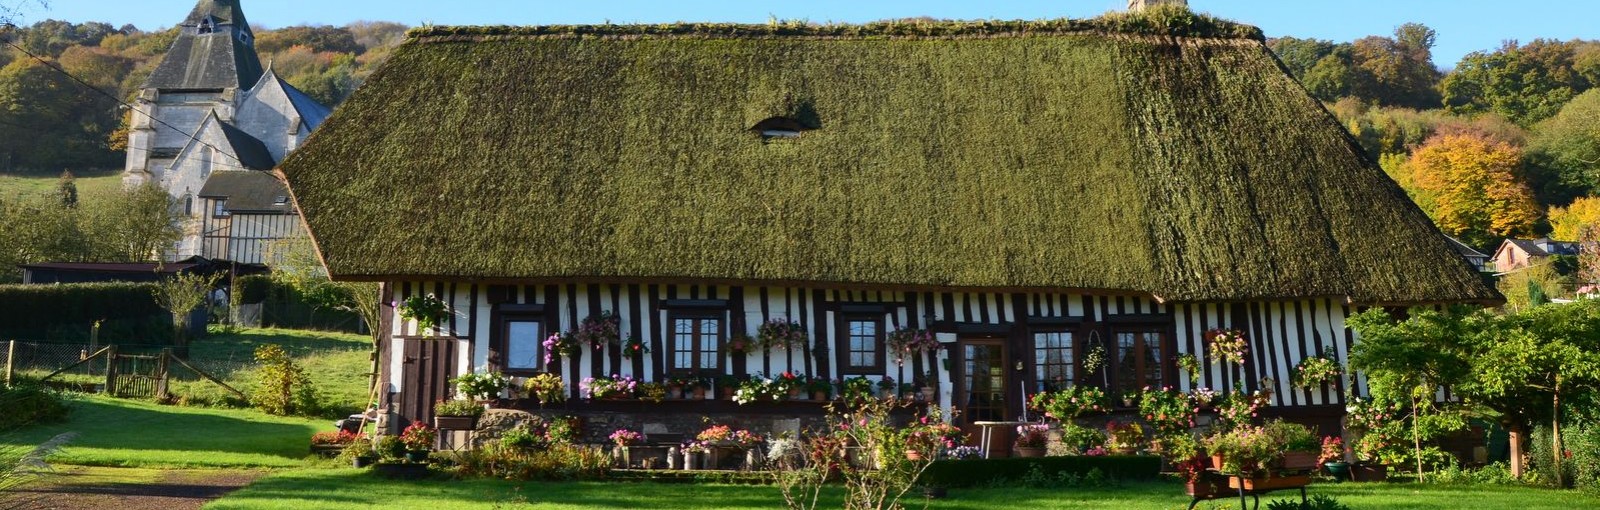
[279,10,1498,438]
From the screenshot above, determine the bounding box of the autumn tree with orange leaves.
[1408,133,1543,248]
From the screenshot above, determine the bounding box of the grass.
[205,472,1600,510]
[0,169,123,201]
[2,394,332,468]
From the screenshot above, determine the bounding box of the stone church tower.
[124,0,330,263]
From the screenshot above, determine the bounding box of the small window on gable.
[198,16,216,34]
[751,117,808,140]
[273,195,289,205]
[213,200,230,218]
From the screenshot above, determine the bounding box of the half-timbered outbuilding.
[279,12,1499,438]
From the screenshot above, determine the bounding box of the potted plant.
[399,421,436,463]
[916,377,937,401]
[451,367,510,403]
[842,376,874,401]
[541,332,582,366]
[1106,421,1144,455]
[1014,423,1050,457]
[522,373,566,408]
[898,382,917,400]
[687,375,710,400]
[886,328,939,365]
[877,376,897,399]
[310,430,361,457]
[610,428,644,466]
[637,382,667,403]
[806,376,833,401]
[397,293,449,335]
[573,310,622,351]
[1265,419,1321,470]
[1320,436,1349,481]
[620,333,650,359]
[372,435,429,479]
[433,399,484,430]
[342,438,377,468]
[716,374,741,400]
[1292,348,1342,389]
[1168,435,1224,497]
[756,318,807,351]
[726,334,754,356]
[775,371,804,400]
[1176,353,1202,380]
[1120,389,1139,408]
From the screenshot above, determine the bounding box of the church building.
[122,0,329,264]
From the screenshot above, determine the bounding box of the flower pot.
[352,455,377,468]
[403,450,431,463]
[1323,461,1350,481]
[692,387,708,400]
[921,387,937,401]
[1015,446,1047,458]
[812,391,829,401]
[434,415,477,430]
[880,388,895,399]
[1121,398,1135,408]
[1112,446,1137,456]
[1352,463,1387,482]
[667,387,684,400]
[1185,478,1228,497]
[905,449,924,461]
[1211,454,1226,470]
[1229,474,1311,491]
[1281,451,1319,471]
[788,388,803,400]
[720,387,735,400]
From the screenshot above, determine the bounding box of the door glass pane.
[506,321,541,370]
[699,318,721,369]
[1116,332,1139,394]
[962,343,1007,422]
[1142,332,1164,389]
[673,318,695,370]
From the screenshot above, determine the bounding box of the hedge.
[918,455,1162,488]
[0,282,172,342]
[237,274,273,305]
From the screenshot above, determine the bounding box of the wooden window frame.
[1110,327,1170,400]
[212,199,231,218]
[840,314,886,375]
[668,310,725,374]
[493,312,545,377]
[1031,329,1075,392]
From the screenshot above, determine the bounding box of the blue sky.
[18,1,1598,68]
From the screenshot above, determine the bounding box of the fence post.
[103,344,118,396]
[4,340,14,387]
[156,348,171,401]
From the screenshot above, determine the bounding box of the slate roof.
[1507,238,1579,257]
[215,120,276,170]
[144,0,263,90]
[199,171,293,214]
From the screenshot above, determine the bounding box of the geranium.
[1319,436,1345,464]
[451,367,509,401]
[886,328,939,365]
[756,318,807,350]
[1206,328,1249,365]
[573,311,622,350]
[1137,387,1196,437]
[1015,423,1050,448]
[609,428,644,447]
[542,333,580,365]
[697,424,734,443]
[310,430,364,445]
[1083,446,1108,456]
[1028,385,1109,421]
[579,375,637,399]
[1214,389,1268,431]
[1293,349,1342,388]
[620,334,650,359]
[1176,353,1201,378]
[732,429,764,449]
[400,421,436,451]
[1203,425,1279,476]
[726,334,754,354]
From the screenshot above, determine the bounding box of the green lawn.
[0,169,123,200]
[206,471,1600,510]
[4,394,332,468]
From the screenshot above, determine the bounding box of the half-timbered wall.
[382,281,1368,420]
[198,202,302,264]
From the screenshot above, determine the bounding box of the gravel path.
[8,467,265,510]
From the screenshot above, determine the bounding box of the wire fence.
[1,339,364,399]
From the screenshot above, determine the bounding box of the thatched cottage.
[279,8,1498,438]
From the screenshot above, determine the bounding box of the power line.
[0,23,255,171]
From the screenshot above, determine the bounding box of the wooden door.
[956,338,1012,418]
[398,338,457,427]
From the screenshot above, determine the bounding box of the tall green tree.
[1528,89,1600,204]
[1348,307,1473,481]
[1443,39,1599,126]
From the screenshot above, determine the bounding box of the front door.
[956,338,1012,423]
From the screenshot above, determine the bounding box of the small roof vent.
[751,117,809,140]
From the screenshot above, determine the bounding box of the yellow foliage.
[1549,196,1600,241]
[1408,134,1542,243]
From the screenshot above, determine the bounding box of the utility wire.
[0,22,256,171]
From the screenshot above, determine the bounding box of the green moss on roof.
[282,17,1495,304]
[406,6,1265,42]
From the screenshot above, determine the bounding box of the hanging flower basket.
[757,319,808,351]
[398,294,449,335]
[886,328,939,365]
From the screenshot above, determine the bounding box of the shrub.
[918,455,1161,488]
[0,282,169,341]
[1267,494,1350,510]
[235,275,273,304]
[0,383,71,432]
[249,343,318,416]
[453,443,609,481]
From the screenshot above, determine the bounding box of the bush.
[236,275,273,305]
[248,344,319,416]
[0,383,71,431]
[452,443,609,481]
[0,282,170,342]
[918,455,1161,488]
[1569,424,1600,495]
[1267,495,1350,510]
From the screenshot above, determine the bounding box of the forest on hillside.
[0,19,407,174]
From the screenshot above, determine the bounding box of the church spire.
[143,0,263,91]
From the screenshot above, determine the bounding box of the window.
[844,316,884,373]
[198,16,216,34]
[671,312,723,372]
[212,200,230,218]
[273,195,289,205]
[1033,331,1073,391]
[1114,330,1165,396]
[503,320,543,373]
[184,194,194,216]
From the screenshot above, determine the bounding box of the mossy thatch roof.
[280,13,1498,304]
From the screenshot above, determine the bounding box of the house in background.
[1492,238,1579,273]
[1447,236,1492,272]
[280,11,1500,440]
[122,0,330,264]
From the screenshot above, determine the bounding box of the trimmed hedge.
[0,282,172,342]
[237,274,273,305]
[918,455,1162,488]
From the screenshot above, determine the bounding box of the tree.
[1347,307,1473,481]
[1268,36,1336,79]
[1500,262,1569,312]
[55,169,75,207]
[1407,133,1543,247]
[1528,89,1600,204]
[1349,24,1441,108]
[79,184,183,261]
[1443,39,1598,126]
[1550,196,1600,241]
[154,271,221,346]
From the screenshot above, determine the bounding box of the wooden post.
[156,348,172,400]
[103,344,118,396]
[4,340,14,387]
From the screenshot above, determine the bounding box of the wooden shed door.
[398,338,457,427]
